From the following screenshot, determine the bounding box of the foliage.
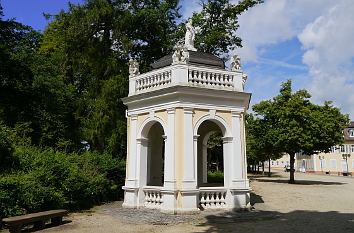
[0,123,15,170]
[207,170,224,183]
[38,0,181,155]
[252,80,349,183]
[188,0,262,59]
[0,0,261,218]
[0,146,125,218]
[245,113,283,174]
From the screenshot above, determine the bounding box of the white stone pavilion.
[122,24,251,213]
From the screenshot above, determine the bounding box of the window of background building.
[322,160,326,168]
[349,129,354,137]
[352,160,354,168]
[341,145,345,153]
[331,159,337,169]
[351,145,354,153]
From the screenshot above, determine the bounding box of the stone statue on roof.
[172,45,189,64]
[184,19,197,51]
[231,55,241,71]
[129,59,140,77]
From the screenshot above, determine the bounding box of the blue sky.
[2,0,354,119]
[1,0,83,31]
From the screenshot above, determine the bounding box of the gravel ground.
[2,172,354,233]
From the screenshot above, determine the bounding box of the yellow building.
[296,122,354,176]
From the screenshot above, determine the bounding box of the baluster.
[168,71,171,83]
[200,71,204,85]
[206,192,211,208]
[161,73,166,85]
[155,193,159,205]
[189,70,193,83]
[216,73,221,86]
[220,192,226,206]
[216,192,221,207]
[200,192,206,207]
[211,192,216,208]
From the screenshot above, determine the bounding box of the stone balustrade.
[143,186,163,208]
[199,188,227,209]
[128,64,245,96]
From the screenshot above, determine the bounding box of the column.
[161,108,177,212]
[182,108,196,189]
[227,111,250,209]
[193,135,200,185]
[231,111,243,183]
[136,138,149,207]
[122,114,138,208]
[180,108,198,212]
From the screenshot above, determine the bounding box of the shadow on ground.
[254,178,345,185]
[20,220,72,232]
[196,210,354,233]
[250,192,264,206]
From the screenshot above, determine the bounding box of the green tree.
[0,11,41,128]
[187,0,262,59]
[246,113,282,176]
[39,0,181,155]
[253,80,349,183]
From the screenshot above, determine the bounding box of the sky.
[2,0,354,119]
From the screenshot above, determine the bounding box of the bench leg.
[8,224,22,233]
[51,216,63,225]
[33,220,45,230]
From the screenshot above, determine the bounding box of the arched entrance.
[146,122,165,186]
[139,120,166,187]
[196,120,225,187]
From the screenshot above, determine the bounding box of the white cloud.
[236,0,334,62]
[298,0,354,118]
[178,0,354,118]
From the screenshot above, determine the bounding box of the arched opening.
[197,120,224,187]
[146,122,165,186]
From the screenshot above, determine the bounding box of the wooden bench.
[2,209,68,233]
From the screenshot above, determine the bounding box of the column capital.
[167,108,176,114]
[222,136,233,143]
[231,110,243,117]
[183,107,194,114]
[136,137,148,145]
[130,114,138,121]
[193,135,200,141]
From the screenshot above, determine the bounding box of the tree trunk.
[262,162,265,176]
[268,158,271,177]
[289,153,295,184]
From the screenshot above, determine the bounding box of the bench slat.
[3,210,68,224]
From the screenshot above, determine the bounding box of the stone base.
[227,188,250,209]
[122,186,139,208]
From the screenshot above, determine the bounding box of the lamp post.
[342,153,351,176]
[319,155,324,174]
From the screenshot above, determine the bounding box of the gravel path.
[2,172,354,233]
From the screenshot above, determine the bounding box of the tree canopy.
[251,80,349,183]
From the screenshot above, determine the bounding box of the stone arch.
[138,116,166,139]
[194,114,231,138]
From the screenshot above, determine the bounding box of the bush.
[0,124,15,170]
[0,146,125,218]
[207,170,224,183]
